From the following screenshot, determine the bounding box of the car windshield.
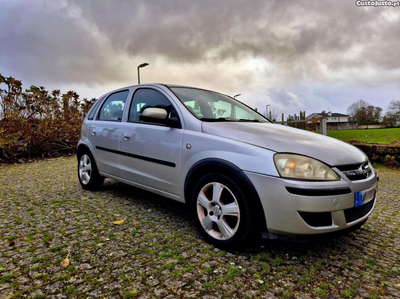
[169,87,269,123]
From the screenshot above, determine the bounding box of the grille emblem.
[341,162,371,180]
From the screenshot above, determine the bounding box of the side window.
[87,96,104,120]
[129,89,176,123]
[98,90,129,121]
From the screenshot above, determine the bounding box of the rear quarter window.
[87,96,104,120]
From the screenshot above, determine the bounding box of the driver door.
[119,88,183,196]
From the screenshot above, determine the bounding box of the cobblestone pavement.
[0,157,399,298]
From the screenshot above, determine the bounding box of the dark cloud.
[1,0,399,90]
[0,1,124,85]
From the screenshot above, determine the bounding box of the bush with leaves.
[0,74,96,162]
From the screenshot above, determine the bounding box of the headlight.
[274,154,340,181]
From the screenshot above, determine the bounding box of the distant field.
[327,128,400,144]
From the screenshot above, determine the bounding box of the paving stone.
[0,157,399,297]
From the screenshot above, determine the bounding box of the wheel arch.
[77,143,91,158]
[184,158,268,232]
[76,143,98,169]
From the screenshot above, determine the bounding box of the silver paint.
[78,83,378,237]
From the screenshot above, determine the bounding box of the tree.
[353,105,382,125]
[347,99,369,118]
[386,100,400,120]
[347,99,382,125]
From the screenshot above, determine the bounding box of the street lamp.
[137,62,149,84]
[233,94,241,99]
[265,104,271,117]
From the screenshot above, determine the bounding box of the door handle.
[91,129,96,136]
[122,133,131,141]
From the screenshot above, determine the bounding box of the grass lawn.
[327,127,400,144]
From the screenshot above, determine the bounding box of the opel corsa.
[77,84,378,248]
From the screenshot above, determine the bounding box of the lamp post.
[137,62,149,84]
[265,104,271,117]
[233,94,241,99]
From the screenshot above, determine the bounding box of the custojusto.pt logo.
[356,0,400,6]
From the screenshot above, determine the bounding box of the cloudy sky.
[1,0,399,118]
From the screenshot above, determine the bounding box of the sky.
[1,0,400,119]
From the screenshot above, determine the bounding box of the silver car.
[77,84,378,248]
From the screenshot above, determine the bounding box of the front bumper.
[245,168,378,236]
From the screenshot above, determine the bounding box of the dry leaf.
[113,218,126,225]
[60,252,70,268]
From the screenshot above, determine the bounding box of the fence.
[275,119,327,135]
[271,111,305,129]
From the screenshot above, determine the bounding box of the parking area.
[0,157,399,298]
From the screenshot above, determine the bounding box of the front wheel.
[191,173,252,249]
[77,150,104,190]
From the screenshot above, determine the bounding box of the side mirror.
[142,107,168,119]
[141,107,181,129]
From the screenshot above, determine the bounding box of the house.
[306,112,349,123]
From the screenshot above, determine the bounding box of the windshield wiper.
[200,117,230,122]
[238,119,260,122]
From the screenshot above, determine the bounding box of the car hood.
[202,122,367,166]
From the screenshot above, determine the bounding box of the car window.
[235,106,257,120]
[87,96,104,120]
[98,90,129,121]
[129,88,176,123]
[170,87,268,122]
[182,100,203,118]
[212,100,232,119]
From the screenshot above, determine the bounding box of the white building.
[306,112,349,123]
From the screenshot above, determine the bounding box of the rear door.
[119,87,183,196]
[88,90,129,176]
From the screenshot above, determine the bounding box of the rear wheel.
[78,149,104,190]
[191,173,252,249]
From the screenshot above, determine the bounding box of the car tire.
[77,149,104,191]
[191,173,252,249]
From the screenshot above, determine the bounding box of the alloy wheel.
[196,182,240,240]
[79,154,92,185]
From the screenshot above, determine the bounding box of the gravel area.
[0,157,399,298]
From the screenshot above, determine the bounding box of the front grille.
[298,211,332,227]
[344,198,375,223]
[336,162,372,181]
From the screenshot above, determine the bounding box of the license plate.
[355,186,376,207]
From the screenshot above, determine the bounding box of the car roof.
[98,83,232,100]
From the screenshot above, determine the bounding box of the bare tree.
[348,99,382,124]
[347,99,369,118]
[386,100,400,120]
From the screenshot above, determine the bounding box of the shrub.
[0,74,95,162]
